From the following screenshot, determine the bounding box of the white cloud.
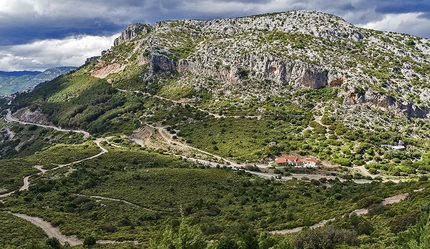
[0,34,118,71]
[358,12,430,38]
[1,0,430,71]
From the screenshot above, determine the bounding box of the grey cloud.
[1,0,430,71]
[2,0,430,45]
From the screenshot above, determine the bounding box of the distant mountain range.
[0,67,77,96]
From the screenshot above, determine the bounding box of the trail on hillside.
[74,194,157,212]
[8,212,83,246]
[270,188,424,235]
[5,109,90,138]
[7,212,140,246]
[2,112,146,245]
[0,138,108,197]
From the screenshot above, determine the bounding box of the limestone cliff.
[88,10,430,118]
[114,23,151,46]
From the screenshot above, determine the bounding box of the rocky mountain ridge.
[87,10,430,122]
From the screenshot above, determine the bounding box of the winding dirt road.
[5,109,90,138]
[270,189,423,235]
[74,194,157,212]
[7,212,140,246]
[8,212,83,246]
[1,111,144,245]
[0,138,108,197]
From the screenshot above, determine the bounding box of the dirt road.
[270,189,422,235]
[9,212,83,246]
[5,109,90,138]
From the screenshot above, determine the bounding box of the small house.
[295,158,319,168]
[275,157,287,165]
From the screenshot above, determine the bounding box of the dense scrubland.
[2,10,430,249]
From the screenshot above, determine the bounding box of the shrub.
[419,175,429,182]
[294,226,358,249]
[356,196,383,209]
[83,236,96,247]
[390,211,423,234]
[217,236,239,249]
[45,238,61,249]
[99,224,117,233]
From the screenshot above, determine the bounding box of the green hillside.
[1,10,430,249]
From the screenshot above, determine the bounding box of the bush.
[390,211,423,234]
[99,224,117,233]
[45,238,61,249]
[84,236,96,247]
[217,236,239,249]
[419,175,429,182]
[356,196,383,209]
[294,226,358,249]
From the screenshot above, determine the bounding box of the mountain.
[10,10,430,165]
[88,11,430,126]
[0,71,41,77]
[1,10,430,248]
[0,66,77,96]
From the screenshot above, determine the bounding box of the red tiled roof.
[285,156,297,161]
[275,157,287,164]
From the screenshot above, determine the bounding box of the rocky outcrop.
[13,108,49,125]
[362,91,395,108]
[151,54,177,73]
[114,24,151,46]
[343,89,430,118]
[300,69,328,89]
[329,77,345,87]
[155,52,332,89]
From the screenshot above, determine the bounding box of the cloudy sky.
[1,0,430,71]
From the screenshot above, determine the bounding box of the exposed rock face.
[151,54,177,73]
[152,52,331,89]
[13,108,49,125]
[114,24,151,46]
[329,77,344,87]
[300,69,328,89]
[362,91,396,108]
[343,89,430,118]
[91,10,430,118]
[91,63,125,78]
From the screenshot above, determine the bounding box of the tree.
[217,237,239,249]
[240,229,258,249]
[258,232,276,249]
[398,215,430,248]
[149,218,206,249]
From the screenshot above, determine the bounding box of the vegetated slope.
[8,10,430,174]
[2,11,430,249]
[0,67,77,96]
[85,10,430,138]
